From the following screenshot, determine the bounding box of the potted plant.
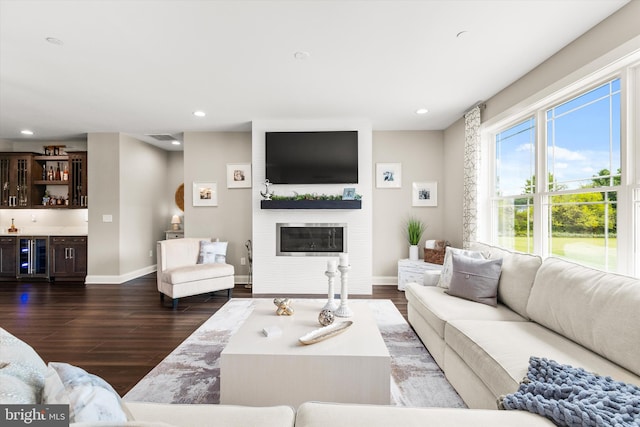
[406,217,426,261]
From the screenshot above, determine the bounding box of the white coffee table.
[220,299,391,407]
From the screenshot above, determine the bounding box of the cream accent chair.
[157,238,235,309]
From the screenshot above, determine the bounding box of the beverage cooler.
[18,237,49,278]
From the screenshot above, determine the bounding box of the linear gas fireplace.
[276,223,346,256]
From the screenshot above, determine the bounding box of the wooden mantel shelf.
[260,200,362,209]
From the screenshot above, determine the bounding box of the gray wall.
[87,133,168,282]
[442,119,465,249]
[119,134,167,274]
[183,131,252,278]
[166,151,184,220]
[87,133,121,277]
[372,131,444,279]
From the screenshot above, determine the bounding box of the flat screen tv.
[265,131,358,184]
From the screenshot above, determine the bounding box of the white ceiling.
[0,0,630,151]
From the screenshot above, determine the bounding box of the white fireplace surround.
[251,119,373,295]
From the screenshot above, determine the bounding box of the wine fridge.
[17,237,49,278]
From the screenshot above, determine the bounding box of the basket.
[424,248,445,265]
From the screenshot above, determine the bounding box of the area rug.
[123,298,465,408]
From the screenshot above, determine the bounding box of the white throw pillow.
[0,327,47,404]
[0,372,38,404]
[198,240,228,264]
[43,362,132,423]
[437,247,485,289]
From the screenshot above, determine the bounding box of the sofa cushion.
[405,284,525,340]
[43,362,133,423]
[162,263,234,285]
[124,402,296,427]
[527,257,640,377]
[437,247,485,289]
[446,253,502,306]
[71,422,177,427]
[470,242,542,319]
[0,327,47,404]
[445,320,640,401]
[294,401,555,427]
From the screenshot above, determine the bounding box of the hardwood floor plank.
[0,274,407,396]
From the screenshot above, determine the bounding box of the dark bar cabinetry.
[49,236,87,281]
[0,236,17,277]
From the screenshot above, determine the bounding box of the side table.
[397,259,443,291]
[165,230,184,240]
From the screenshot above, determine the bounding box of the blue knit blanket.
[499,357,640,426]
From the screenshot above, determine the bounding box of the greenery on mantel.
[270,192,362,201]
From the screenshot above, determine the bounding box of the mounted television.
[265,131,358,184]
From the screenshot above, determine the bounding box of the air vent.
[146,134,177,141]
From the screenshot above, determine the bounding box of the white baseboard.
[86,271,394,287]
[234,275,250,284]
[85,265,157,285]
[372,276,398,286]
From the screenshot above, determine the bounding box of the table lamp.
[171,215,181,231]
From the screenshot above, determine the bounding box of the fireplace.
[276,223,346,256]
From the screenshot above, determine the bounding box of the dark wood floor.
[0,274,407,396]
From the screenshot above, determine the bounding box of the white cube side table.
[397,259,443,291]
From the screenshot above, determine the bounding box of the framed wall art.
[412,181,437,207]
[376,163,401,188]
[227,163,252,188]
[193,182,218,206]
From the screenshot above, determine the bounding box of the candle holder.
[334,265,353,318]
[323,270,339,311]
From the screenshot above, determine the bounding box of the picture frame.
[412,181,438,207]
[226,163,252,188]
[342,187,356,200]
[192,182,218,206]
[376,163,401,188]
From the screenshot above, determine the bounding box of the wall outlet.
[240,257,246,265]
[149,250,153,258]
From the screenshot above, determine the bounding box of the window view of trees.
[493,78,620,271]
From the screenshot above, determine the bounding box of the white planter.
[409,245,419,261]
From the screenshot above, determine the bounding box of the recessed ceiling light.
[193,111,206,117]
[415,108,429,115]
[293,51,310,60]
[45,37,63,45]
[172,140,181,146]
[20,129,34,135]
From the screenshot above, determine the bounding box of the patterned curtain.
[463,106,481,249]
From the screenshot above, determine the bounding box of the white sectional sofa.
[405,242,640,410]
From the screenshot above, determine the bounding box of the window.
[545,79,620,271]
[490,78,621,271]
[494,118,535,253]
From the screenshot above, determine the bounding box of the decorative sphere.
[318,309,335,326]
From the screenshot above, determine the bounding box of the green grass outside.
[499,236,617,271]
